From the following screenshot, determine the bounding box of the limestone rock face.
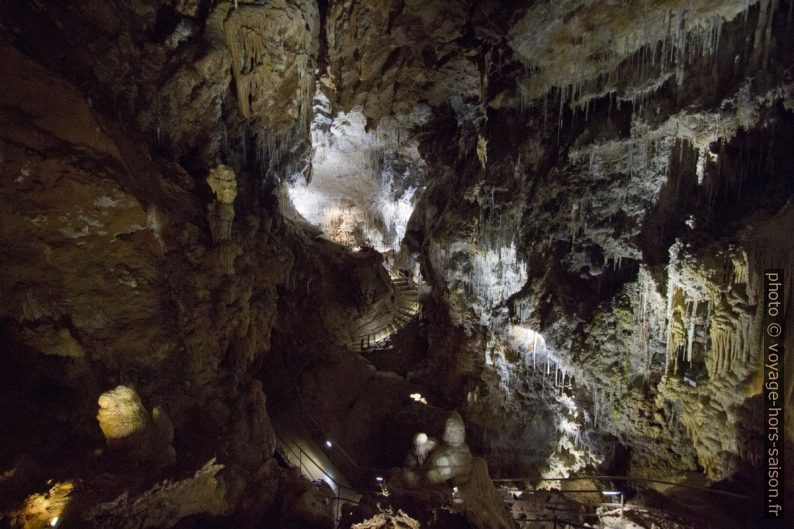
[326,0,479,125]
[173,0,199,18]
[351,510,420,529]
[11,481,74,529]
[0,44,176,372]
[508,0,763,99]
[219,0,318,126]
[392,0,794,495]
[457,458,516,529]
[0,2,328,526]
[15,325,86,359]
[279,476,335,529]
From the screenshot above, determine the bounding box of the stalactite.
[223,2,316,126]
[532,333,537,371]
[686,299,697,364]
[665,281,676,373]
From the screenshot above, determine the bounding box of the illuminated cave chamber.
[0,1,792,529]
[283,91,428,255]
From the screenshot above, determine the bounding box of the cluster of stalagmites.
[401,412,473,488]
[390,412,515,529]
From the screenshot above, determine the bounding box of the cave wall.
[395,0,794,490]
[0,1,367,527]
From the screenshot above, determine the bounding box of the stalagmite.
[206,164,237,244]
[96,386,175,466]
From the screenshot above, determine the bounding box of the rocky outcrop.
[325,0,480,126]
[86,460,228,529]
[350,508,420,529]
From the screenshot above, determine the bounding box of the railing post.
[336,491,341,525]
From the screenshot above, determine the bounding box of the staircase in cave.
[350,270,420,352]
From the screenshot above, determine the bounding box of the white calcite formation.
[402,411,473,487]
[97,386,151,442]
[285,92,428,252]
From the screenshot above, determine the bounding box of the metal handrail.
[291,386,392,481]
[503,485,734,528]
[512,517,592,529]
[350,271,420,351]
[273,428,361,524]
[491,475,748,499]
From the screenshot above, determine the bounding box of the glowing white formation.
[409,393,427,404]
[284,93,427,251]
[430,241,528,326]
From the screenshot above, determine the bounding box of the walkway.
[494,475,748,528]
[271,394,361,523]
[272,393,747,529]
[350,270,420,352]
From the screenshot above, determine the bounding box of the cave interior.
[0,1,793,529]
